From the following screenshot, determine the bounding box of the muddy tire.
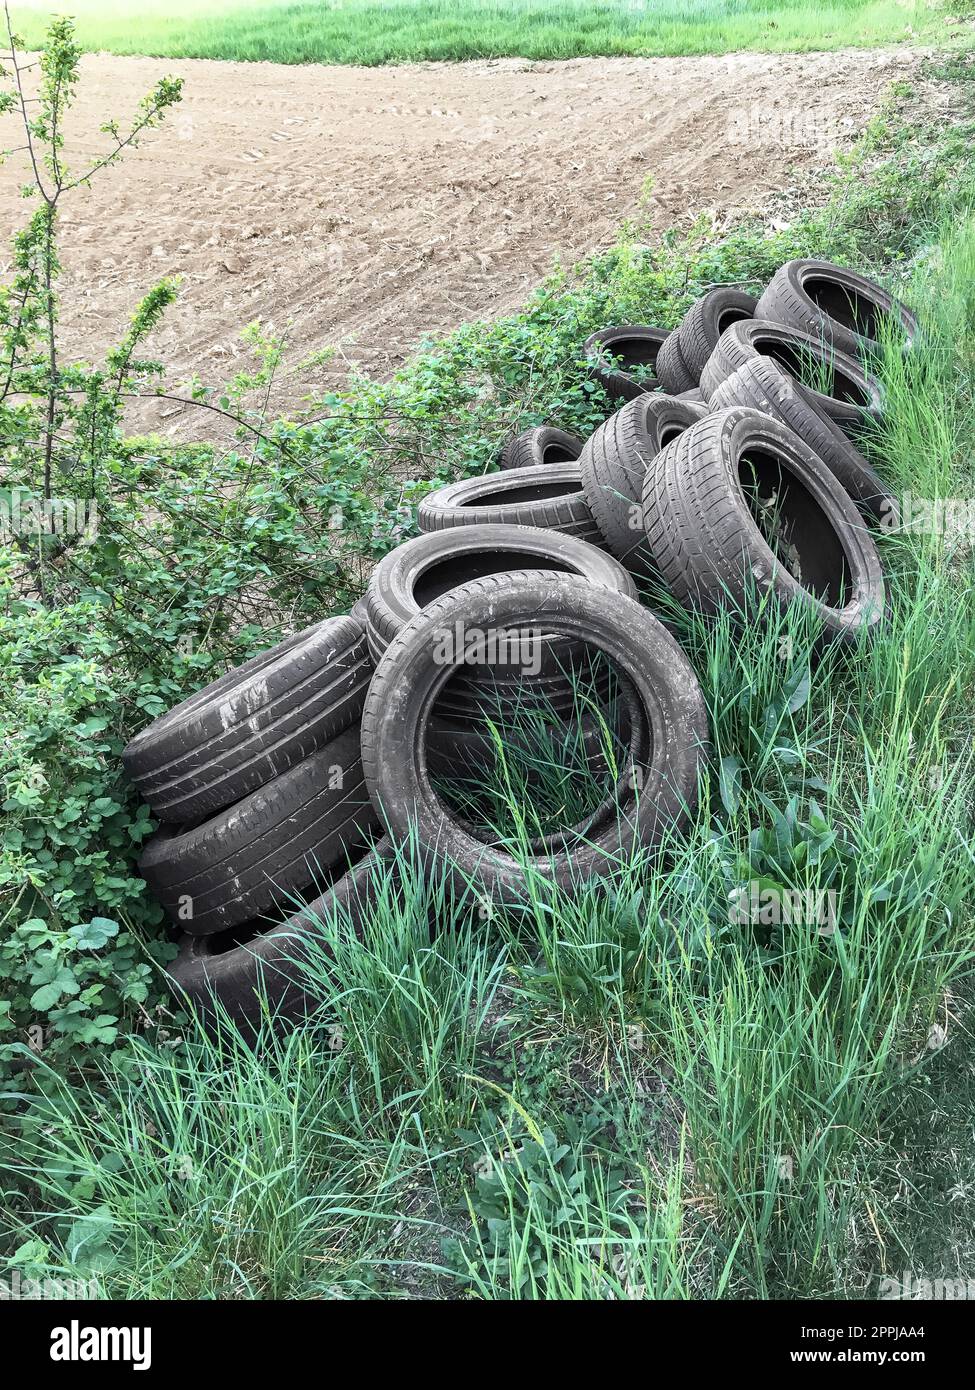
[642,407,886,643]
[167,838,395,1036]
[578,394,704,577]
[360,572,710,904]
[700,319,883,431]
[363,523,635,662]
[139,726,381,936]
[654,327,698,394]
[674,289,758,383]
[709,357,893,522]
[498,426,585,471]
[417,463,601,545]
[365,523,632,719]
[122,617,371,824]
[756,258,918,359]
[583,325,669,402]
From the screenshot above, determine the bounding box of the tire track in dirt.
[0,48,923,433]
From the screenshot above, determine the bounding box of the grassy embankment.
[1,51,974,1298]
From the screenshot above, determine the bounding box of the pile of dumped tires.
[123,257,915,1032]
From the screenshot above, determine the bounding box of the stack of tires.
[122,620,394,1032]
[578,257,910,632]
[124,257,914,1033]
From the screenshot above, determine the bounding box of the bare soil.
[0,48,922,431]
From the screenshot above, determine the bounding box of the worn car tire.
[642,407,886,643]
[366,524,633,719]
[674,289,758,383]
[578,394,704,577]
[361,572,710,904]
[583,325,669,402]
[700,319,883,431]
[709,357,893,521]
[654,326,698,394]
[122,616,371,824]
[166,837,395,1035]
[139,725,381,936]
[756,258,917,359]
[417,463,601,546]
[498,426,585,471]
[363,523,635,662]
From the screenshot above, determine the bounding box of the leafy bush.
[0,584,169,1075]
[0,19,417,1085]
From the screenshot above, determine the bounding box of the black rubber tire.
[755,258,918,359]
[366,524,632,720]
[498,426,585,471]
[677,388,707,407]
[417,463,601,546]
[167,837,396,1036]
[583,326,669,402]
[642,407,886,644]
[122,616,371,824]
[360,572,710,904]
[139,725,381,936]
[654,326,698,394]
[675,289,758,383]
[363,523,635,662]
[699,319,883,431]
[708,357,893,522]
[578,394,704,577]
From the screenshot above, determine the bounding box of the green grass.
[8,0,950,67]
[4,208,975,1296]
[874,998,975,1288]
[1,46,975,1302]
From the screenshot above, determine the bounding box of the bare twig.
[2,2,48,202]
